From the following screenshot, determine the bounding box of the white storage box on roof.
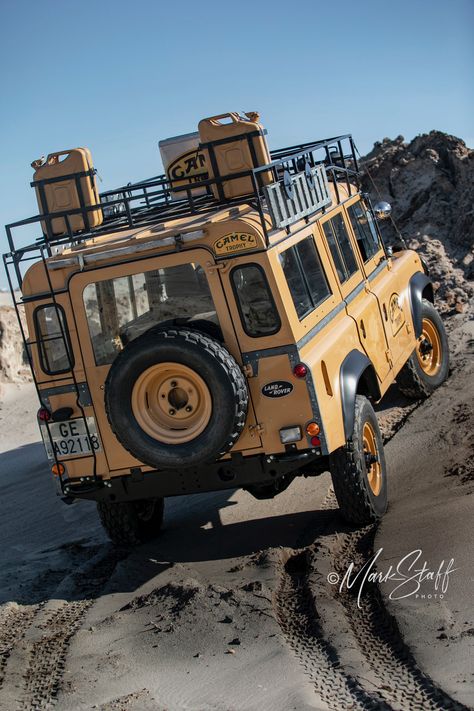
[159,132,208,199]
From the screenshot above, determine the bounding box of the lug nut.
[169,409,176,416]
[185,406,193,412]
[170,381,177,387]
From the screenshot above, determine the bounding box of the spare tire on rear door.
[105,327,248,469]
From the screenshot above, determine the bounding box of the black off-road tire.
[397,299,449,399]
[97,498,164,545]
[105,327,248,470]
[329,395,388,526]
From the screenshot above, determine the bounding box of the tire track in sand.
[273,488,470,710]
[0,603,42,690]
[1,546,128,711]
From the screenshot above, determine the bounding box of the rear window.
[83,263,218,365]
[231,264,280,337]
[280,236,331,320]
[34,304,73,374]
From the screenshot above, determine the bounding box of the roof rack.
[4,134,360,287]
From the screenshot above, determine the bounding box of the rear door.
[70,248,262,472]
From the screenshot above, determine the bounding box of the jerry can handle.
[46,149,75,165]
[206,112,240,126]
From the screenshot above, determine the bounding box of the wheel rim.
[416,317,442,377]
[131,362,212,444]
[362,421,382,496]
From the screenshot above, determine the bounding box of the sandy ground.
[0,292,15,307]
[0,316,473,710]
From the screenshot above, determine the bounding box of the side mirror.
[373,201,392,220]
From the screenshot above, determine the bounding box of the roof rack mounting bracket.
[263,165,332,230]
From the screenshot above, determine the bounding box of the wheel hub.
[131,362,212,444]
[416,318,442,376]
[419,338,433,357]
[364,452,378,467]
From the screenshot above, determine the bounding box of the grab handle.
[205,112,240,126]
[46,149,75,165]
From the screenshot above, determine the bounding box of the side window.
[322,213,358,283]
[280,236,331,320]
[231,265,280,337]
[34,304,74,374]
[347,203,381,262]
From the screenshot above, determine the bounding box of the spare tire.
[105,328,248,469]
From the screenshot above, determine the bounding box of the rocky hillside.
[0,300,30,384]
[360,131,473,314]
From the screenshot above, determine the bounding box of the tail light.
[51,463,65,477]
[38,407,51,422]
[306,422,320,436]
[293,363,307,378]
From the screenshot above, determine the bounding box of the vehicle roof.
[47,182,357,269]
[4,133,361,295]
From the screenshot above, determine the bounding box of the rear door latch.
[206,261,229,275]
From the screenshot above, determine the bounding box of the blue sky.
[0,0,472,287]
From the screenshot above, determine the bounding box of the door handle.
[360,319,366,338]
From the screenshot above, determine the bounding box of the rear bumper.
[63,448,328,503]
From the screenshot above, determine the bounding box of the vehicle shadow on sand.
[0,441,345,605]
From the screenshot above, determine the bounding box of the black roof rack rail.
[4,134,361,287]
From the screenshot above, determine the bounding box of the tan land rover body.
[3,116,449,544]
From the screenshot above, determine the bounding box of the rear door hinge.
[249,422,265,437]
[206,260,229,275]
[242,363,254,378]
[385,349,393,368]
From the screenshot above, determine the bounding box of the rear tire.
[329,395,388,525]
[97,498,164,545]
[397,299,449,399]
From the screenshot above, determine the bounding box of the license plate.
[41,417,102,460]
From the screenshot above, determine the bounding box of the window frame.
[318,208,363,298]
[82,262,219,366]
[279,235,332,322]
[344,199,385,277]
[34,302,74,376]
[230,262,281,338]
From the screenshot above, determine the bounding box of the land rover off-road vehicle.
[3,112,449,545]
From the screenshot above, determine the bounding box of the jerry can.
[198,112,273,200]
[159,132,208,200]
[32,148,103,237]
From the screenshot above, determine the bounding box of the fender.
[340,350,381,441]
[408,271,433,338]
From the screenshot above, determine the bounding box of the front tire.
[329,395,388,525]
[397,299,449,399]
[98,498,164,545]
